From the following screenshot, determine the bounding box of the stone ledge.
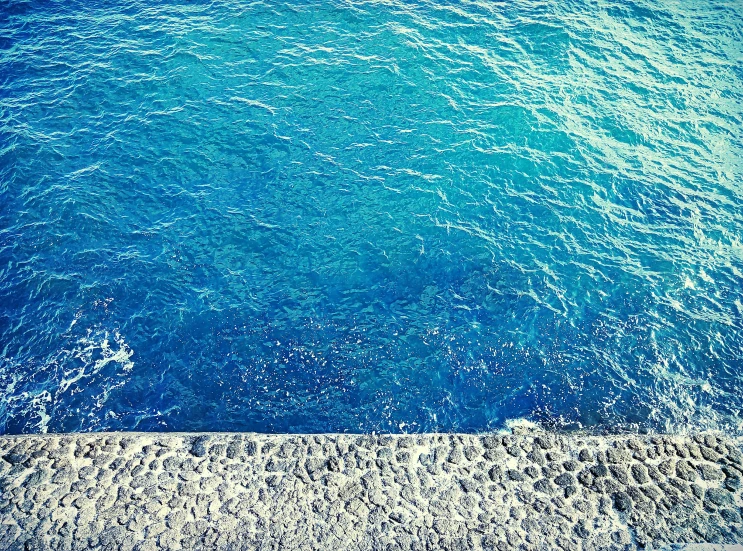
[0,431,742,550]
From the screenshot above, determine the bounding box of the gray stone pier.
[1,431,742,550]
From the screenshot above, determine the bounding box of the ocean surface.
[1,0,742,435]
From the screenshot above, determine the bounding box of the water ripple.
[1,0,742,434]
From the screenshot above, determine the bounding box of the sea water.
[1,0,742,434]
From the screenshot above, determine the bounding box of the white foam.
[1,329,136,432]
[58,330,134,395]
[503,417,541,433]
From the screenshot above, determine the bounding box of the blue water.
[1,0,742,435]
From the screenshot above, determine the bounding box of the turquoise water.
[1,0,742,434]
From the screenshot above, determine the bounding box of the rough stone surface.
[0,431,741,550]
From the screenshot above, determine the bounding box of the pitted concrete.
[0,431,742,550]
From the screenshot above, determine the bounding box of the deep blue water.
[1,0,742,435]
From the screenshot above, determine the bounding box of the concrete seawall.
[1,431,742,550]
